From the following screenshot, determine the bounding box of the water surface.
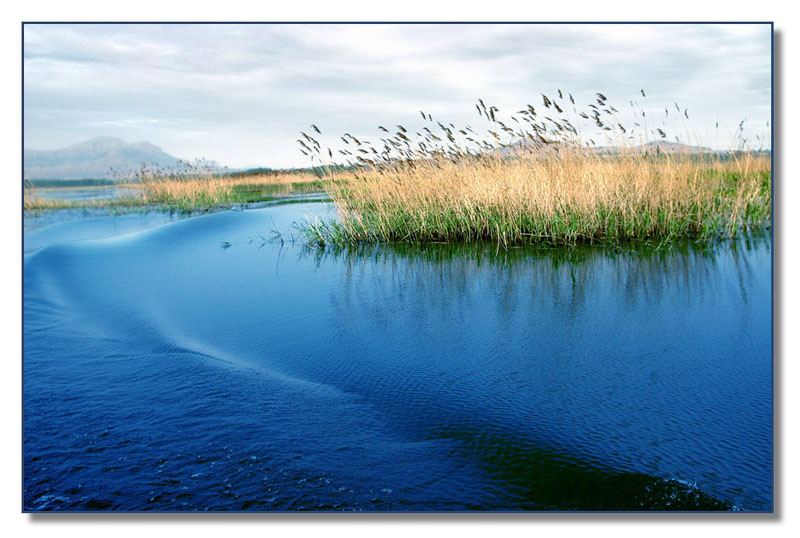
[23,203,772,511]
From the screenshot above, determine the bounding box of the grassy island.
[302,93,770,248]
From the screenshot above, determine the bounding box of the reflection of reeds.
[303,236,769,325]
[300,91,771,247]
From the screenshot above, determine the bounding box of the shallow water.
[24,210,191,250]
[23,192,331,236]
[23,202,772,511]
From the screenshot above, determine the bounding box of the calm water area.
[23,201,772,511]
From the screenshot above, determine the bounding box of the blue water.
[23,203,773,511]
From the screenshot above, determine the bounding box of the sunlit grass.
[304,151,770,247]
[130,170,328,211]
[300,92,771,247]
[23,169,329,212]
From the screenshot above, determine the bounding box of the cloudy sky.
[23,23,771,169]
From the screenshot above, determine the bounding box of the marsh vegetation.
[24,91,771,249]
[24,164,328,212]
[299,91,771,247]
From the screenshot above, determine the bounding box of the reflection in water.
[296,239,771,510]
[306,239,762,306]
[23,206,771,511]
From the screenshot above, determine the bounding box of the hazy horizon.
[24,23,772,169]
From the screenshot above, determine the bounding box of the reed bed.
[123,161,329,211]
[23,163,328,212]
[300,91,771,247]
[24,186,45,211]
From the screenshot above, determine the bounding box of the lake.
[23,201,773,511]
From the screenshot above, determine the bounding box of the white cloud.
[23,23,772,168]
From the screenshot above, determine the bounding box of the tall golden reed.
[301,92,771,247]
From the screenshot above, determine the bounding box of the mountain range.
[24,137,186,180]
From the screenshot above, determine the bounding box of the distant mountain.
[632,140,713,154]
[499,138,744,157]
[24,137,184,180]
